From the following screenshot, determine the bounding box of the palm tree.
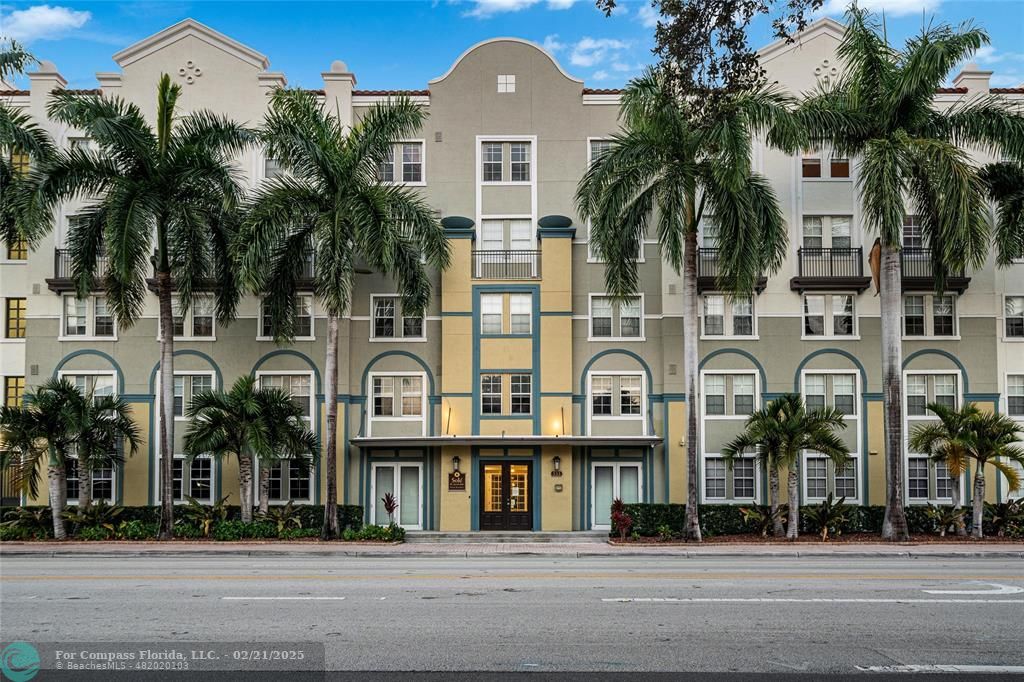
[913,405,1024,538]
[14,75,253,539]
[721,394,849,539]
[183,375,318,524]
[70,392,141,509]
[0,39,54,248]
[238,89,450,539]
[797,7,1024,540]
[576,68,797,540]
[980,162,1024,262]
[907,402,980,536]
[0,379,88,538]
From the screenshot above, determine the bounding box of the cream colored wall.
[439,446,472,530]
[540,446,572,530]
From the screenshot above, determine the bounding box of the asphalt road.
[1,554,1023,676]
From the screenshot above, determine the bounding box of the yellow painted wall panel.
[479,338,533,370]
[866,401,886,506]
[540,446,572,530]
[439,446,472,531]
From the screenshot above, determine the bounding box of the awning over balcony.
[349,435,663,449]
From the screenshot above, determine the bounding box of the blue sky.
[1,0,1022,91]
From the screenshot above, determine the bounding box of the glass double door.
[371,463,422,529]
[480,461,533,531]
[592,463,642,530]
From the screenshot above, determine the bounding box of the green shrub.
[77,525,113,541]
[173,521,205,539]
[1,506,52,539]
[116,520,158,540]
[347,523,404,542]
[61,501,124,536]
[279,527,320,540]
[0,526,29,541]
[179,496,230,537]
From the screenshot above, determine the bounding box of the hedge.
[621,503,992,537]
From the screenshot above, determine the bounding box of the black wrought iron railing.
[697,248,721,279]
[797,247,864,278]
[472,250,541,279]
[54,249,108,280]
[900,247,964,279]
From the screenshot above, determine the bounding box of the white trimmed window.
[377,142,424,184]
[803,294,856,337]
[903,215,924,249]
[905,371,962,503]
[480,292,531,335]
[170,295,214,339]
[1005,296,1024,338]
[260,295,314,340]
[173,374,212,418]
[589,295,643,340]
[497,74,516,93]
[257,373,314,504]
[61,295,115,339]
[589,139,612,164]
[481,294,503,335]
[510,294,532,334]
[588,373,646,424]
[65,455,115,504]
[802,215,853,249]
[903,294,958,337]
[480,140,532,184]
[702,455,757,502]
[161,455,214,503]
[702,295,755,337]
[510,374,531,415]
[481,374,502,414]
[370,374,424,419]
[371,295,424,340]
[702,372,758,418]
[1007,375,1024,418]
[801,371,861,501]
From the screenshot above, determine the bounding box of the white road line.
[602,597,1024,604]
[923,582,1023,595]
[856,665,1024,673]
[221,597,347,601]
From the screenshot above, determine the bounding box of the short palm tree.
[0,378,134,538]
[183,375,319,524]
[15,74,253,539]
[70,392,141,509]
[912,405,1023,538]
[721,394,849,539]
[907,402,981,536]
[238,89,450,538]
[576,67,797,540]
[797,7,1024,540]
[0,39,54,247]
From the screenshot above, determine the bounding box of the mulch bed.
[608,533,1023,545]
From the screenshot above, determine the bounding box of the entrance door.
[480,461,533,531]
[371,463,423,529]
[592,463,642,530]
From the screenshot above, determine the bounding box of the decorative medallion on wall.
[178,60,202,85]
[814,58,839,88]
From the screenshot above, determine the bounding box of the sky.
[0,0,1022,91]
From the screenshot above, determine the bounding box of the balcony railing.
[790,247,871,292]
[47,249,109,292]
[696,248,766,293]
[147,251,316,290]
[900,247,970,293]
[472,250,541,280]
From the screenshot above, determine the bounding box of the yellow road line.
[2,573,1022,582]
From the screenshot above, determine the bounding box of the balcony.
[901,248,970,294]
[146,251,317,291]
[696,248,767,294]
[472,250,541,280]
[46,249,109,292]
[790,247,871,293]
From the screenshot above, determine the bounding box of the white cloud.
[820,0,940,18]
[570,37,631,68]
[637,3,659,28]
[542,34,567,53]
[547,0,578,8]
[991,73,1024,88]
[1,4,91,42]
[464,0,541,18]
[591,69,611,81]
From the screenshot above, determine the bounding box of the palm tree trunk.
[238,452,254,524]
[950,475,967,536]
[769,465,784,538]
[259,464,270,515]
[879,244,910,541]
[48,446,66,540]
[78,460,92,510]
[682,229,702,542]
[156,271,176,540]
[972,465,985,539]
[786,467,800,540]
[322,312,340,540]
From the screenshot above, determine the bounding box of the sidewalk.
[3,540,1023,559]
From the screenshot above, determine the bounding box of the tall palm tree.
[70,392,141,509]
[907,402,980,536]
[0,39,54,248]
[0,379,89,538]
[980,162,1024,261]
[797,7,1024,540]
[911,404,1024,538]
[183,375,319,524]
[238,89,450,539]
[721,394,849,539]
[14,75,253,539]
[576,68,797,540]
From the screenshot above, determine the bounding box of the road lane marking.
[856,665,1024,673]
[923,582,1023,595]
[602,597,1024,604]
[221,596,346,601]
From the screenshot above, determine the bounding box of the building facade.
[2,18,1022,528]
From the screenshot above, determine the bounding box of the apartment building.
[2,17,1022,528]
